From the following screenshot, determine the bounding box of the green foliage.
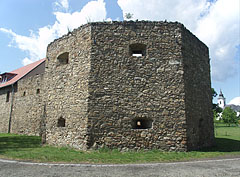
[213,109,219,122]
[213,103,222,113]
[222,107,238,126]
[212,88,222,122]
[125,13,133,20]
[211,88,221,112]
[211,88,217,99]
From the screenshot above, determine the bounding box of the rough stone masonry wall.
[10,74,44,136]
[45,25,92,150]
[87,21,188,151]
[181,26,215,150]
[0,85,15,133]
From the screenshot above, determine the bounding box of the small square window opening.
[129,43,146,57]
[132,119,152,129]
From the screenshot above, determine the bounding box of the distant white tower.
[217,90,226,109]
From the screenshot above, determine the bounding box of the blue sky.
[0,0,239,104]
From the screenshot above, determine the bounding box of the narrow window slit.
[6,91,10,102]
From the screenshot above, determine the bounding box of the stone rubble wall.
[87,21,188,151]
[0,85,14,133]
[44,25,92,150]
[181,26,215,150]
[0,21,214,152]
[10,74,44,136]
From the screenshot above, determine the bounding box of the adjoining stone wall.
[181,26,215,150]
[87,21,188,151]
[45,25,92,150]
[0,85,15,133]
[10,74,44,136]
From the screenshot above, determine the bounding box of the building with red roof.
[0,58,45,89]
[0,58,45,134]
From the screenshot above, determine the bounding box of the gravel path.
[0,158,240,177]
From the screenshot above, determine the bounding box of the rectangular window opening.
[129,43,146,57]
[132,50,143,57]
[132,119,152,129]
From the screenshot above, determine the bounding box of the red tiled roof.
[0,58,46,88]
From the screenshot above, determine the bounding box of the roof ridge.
[0,58,46,88]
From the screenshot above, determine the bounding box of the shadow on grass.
[0,135,41,153]
[201,138,240,152]
[1,134,240,156]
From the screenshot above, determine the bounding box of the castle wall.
[45,25,92,149]
[181,27,215,150]
[0,85,15,133]
[1,21,214,151]
[87,22,188,151]
[10,74,44,136]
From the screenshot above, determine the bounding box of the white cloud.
[54,0,69,12]
[22,57,33,66]
[53,0,107,32]
[118,0,240,82]
[118,0,208,30]
[229,97,240,106]
[0,0,107,66]
[0,28,48,65]
[195,0,239,81]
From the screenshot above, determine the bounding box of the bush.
[222,107,238,126]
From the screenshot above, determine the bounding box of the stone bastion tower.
[44,21,214,151]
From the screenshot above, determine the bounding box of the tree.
[212,88,218,110]
[125,13,133,20]
[211,88,217,99]
[213,109,218,121]
[222,107,238,126]
[212,88,222,122]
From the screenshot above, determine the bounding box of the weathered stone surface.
[11,74,44,135]
[0,86,14,133]
[0,69,44,135]
[44,21,214,151]
[44,25,91,150]
[0,21,215,151]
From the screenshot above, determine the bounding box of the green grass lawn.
[0,124,240,164]
[212,123,240,152]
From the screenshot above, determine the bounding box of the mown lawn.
[212,123,240,152]
[0,124,239,164]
